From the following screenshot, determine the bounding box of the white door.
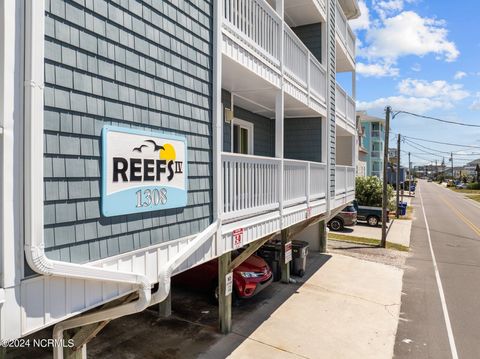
[232,118,254,155]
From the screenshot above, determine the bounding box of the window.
[232,118,254,155]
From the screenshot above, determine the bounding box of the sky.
[341,0,480,167]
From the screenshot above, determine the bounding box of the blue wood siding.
[284,118,322,162]
[42,0,214,263]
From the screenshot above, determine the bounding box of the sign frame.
[101,125,188,217]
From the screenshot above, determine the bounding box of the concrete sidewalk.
[204,254,404,359]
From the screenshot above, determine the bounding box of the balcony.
[334,165,356,206]
[222,153,327,222]
[372,130,382,138]
[335,1,356,72]
[335,82,356,133]
[221,0,327,117]
[371,150,382,158]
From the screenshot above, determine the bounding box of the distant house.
[357,111,385,178]
[356,116,367,177]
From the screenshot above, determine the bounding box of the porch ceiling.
[336,37,355,73]
[222,55,322,119]
[284,0,325,27]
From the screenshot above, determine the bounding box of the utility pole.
[451,152,454,180]
[435,160,438,178]
[381,107,391,248]
[396,134,401,218]
[408,152,412,196]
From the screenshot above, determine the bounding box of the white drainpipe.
[51,219,220,359]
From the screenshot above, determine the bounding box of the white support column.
[0,0,24,291]
[351,70,356,100]
[213,0,224,263]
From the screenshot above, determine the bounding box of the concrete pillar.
[319,220,328,253]
[158,290,172,318]
[280,229,290,283]
[218,252,232,334]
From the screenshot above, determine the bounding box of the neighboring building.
[357,111,385,178]
[356,116,367,177]
[1,0,360,349]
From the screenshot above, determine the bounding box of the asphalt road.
[394,180,480,359]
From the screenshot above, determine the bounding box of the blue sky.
[342,0,480,167]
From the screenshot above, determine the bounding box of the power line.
[394,110,480,128]
[405,138,480,156]
[403,140,444,158]
[402,135,480,149]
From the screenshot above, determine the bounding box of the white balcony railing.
[335,83,355,128]
[284,25,327,102]
[335,1,355,63]
[222,0,282,66]
[335,165,356,196]
[314,0,327,14]
[222,153,327,220]
[222,0,327,106]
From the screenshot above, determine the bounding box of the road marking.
[439,196,480,237]
[419,186,459,359]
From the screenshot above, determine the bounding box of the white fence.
[335,82,355,128]
[335,1,355,62]
[222,153,327,219]
[335,165,356,195]
[222,0,282,65]
[223,0,326,104]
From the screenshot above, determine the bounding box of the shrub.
[355,176,395,210]
[467,182,480,190]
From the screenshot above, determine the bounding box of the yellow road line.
[439,196,480,237]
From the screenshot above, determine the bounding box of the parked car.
[427,178,433,182]
[456,182,467,189]
[328,205,357,231]
[173,250,273,302]
[353,200,388,227]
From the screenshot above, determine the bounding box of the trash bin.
[257,241,282,281]
[397,203,407,216]
[290,240,309,277]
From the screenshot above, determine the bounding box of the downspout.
[325,0,333,221]
[52,219,219,359]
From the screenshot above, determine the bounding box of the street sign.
[284,241,292,264]
[225,272,233,296]
[233,228,244,249]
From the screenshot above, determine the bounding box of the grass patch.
[388,205,414,220]
[467,194,480,203]
[450,188,480,195]
[328,232,409,252]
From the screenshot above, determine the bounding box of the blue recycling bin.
[398,202,407,216]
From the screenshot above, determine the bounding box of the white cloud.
[470,93,480,110]
[357,96,447,113]
[372,0,406,18]
[454,71,467,80]
[357,62,399,77]
[411,63,422,72]
[358,78,470,113]
[398,79,469,101]
[361,11,459,63]
[350,1,371,31]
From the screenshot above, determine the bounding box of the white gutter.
[23,1,221,358]
[52,219,219,359]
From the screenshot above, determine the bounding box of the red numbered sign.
[233,228,244,249]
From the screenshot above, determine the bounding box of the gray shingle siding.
[284,118,322,162]
[291,23,322,63]
[222,90,275,157]
[328,0,336,197]
[42,0,214,264]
